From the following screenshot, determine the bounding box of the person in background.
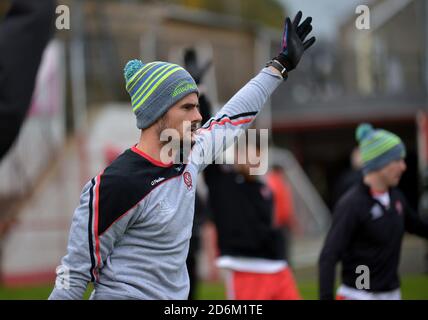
[183,48,212,300]
[266,165,298,263]
[0,0,55,286]
[0,0,55,160]
[204,136,301,300]
[319,123,428,300]
[417,168,428,274]
[331,147,363,208]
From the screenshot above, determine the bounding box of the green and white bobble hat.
[124,59,199,129]
[356,123,406,174]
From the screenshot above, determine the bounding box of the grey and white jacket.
[49,68,282,300]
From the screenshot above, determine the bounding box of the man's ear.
[154,113,168,135]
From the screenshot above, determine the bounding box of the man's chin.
[390,178,401,187]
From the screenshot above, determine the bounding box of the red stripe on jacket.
[94,174,102,280]
[199,117,254,132]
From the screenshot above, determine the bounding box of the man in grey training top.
[49,12,315,300]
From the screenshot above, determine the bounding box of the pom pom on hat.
[124,59,145,82]
[355,123,374,143]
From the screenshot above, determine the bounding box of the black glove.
[273,11,316,74]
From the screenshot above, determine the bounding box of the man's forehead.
[182,93,199,104]
[174,94,198,107]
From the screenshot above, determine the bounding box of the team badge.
[183,172,193,190]
[395,200,403,215]
[370,204,383,220]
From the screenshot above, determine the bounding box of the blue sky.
[280,0,373,40]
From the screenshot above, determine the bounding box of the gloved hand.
[274,11,316,74]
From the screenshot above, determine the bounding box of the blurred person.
[49,11,315,300]
[0,0,55,288]
[204,136,301,300]
[418,168,428,274]
[0,0,56,160]
[183,48,212,88]
[331,147,363,207]
[319,123,428,300]
[183,47,212,300]
[266,164,298,262]
[186,193,209,300]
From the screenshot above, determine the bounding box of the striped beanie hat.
[356,123,406,174]
[124,59,198,129]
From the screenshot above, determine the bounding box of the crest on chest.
[183,171,193,191]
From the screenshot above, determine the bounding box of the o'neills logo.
[183,172,193,190]
[151,177,165,186]
[172,81,197,98]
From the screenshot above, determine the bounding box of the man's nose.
[193,108,202,123]
[400,159,407,172]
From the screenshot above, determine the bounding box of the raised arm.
[190,11,316,172]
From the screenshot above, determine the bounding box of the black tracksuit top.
[319,180,428,299]
[204,164,285,261]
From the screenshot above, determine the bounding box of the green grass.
[0,285,52,300]
[295,274,428,300]
[195,281,226,300]
[400,274,428,299]
[196,274,428,300]
[0,274,427,300]
[0,284,93,300]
